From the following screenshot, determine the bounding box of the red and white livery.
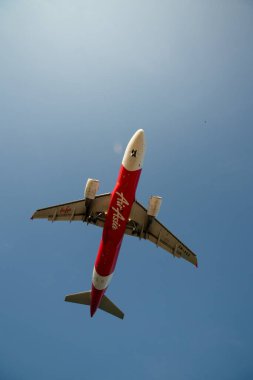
[32,130,198,320]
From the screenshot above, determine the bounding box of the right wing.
[31,193,111,228]
[125,200,198,267]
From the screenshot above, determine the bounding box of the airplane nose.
[122,129,146,171]
[135,129,144,139]
[133,129,145,147]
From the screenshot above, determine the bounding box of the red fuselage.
[90,164,142,316]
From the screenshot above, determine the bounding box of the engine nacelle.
[84,178,100,200]
[147,196,162,217]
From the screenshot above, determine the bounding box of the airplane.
[31,129,198,320]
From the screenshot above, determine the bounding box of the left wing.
[31,193,111,227]
[125,200,198,267]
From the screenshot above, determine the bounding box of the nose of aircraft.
[122,129,146,171]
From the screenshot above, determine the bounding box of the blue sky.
[1,1,253,379]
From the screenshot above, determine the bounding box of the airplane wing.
[125,200,198,267]
[31,195,197,266]
[31,193,111,227]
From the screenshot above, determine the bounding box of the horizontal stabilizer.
[65,291,124,320]
[65,291,91,305]
[99,294,124,319]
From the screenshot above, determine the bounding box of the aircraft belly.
[94,165,141,278]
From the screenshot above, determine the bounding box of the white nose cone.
[122,129,146,171]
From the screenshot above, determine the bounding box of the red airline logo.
[112,192,129,230]
[60,207,72,214]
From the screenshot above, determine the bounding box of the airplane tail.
[65,291,124,320]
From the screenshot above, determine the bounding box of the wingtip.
[30,211,37,220]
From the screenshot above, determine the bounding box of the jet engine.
[144,196,162,237]
[147,196,162,217]
[84,178,100,200]
[84,179,100,221]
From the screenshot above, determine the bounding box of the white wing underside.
[128,201,198,267]
[31,195,197,267]
[31,193,111,223]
